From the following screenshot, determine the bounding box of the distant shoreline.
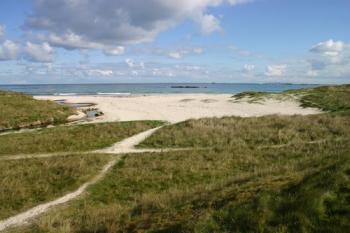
[0,83,320,96]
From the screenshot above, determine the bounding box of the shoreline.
[35,94,322,123]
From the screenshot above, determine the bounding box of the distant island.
[171,85,207,88]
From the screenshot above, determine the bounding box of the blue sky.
[0,0,349,84]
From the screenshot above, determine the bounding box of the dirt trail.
[0,158,118,232]
[95,126,162,153]
[0,127,163,161]
[0,126,165,232]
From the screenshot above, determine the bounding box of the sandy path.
[0,127,164,161]
[0,152,79,161]
[95,126,162,153]
[0,158,118,232]
[0,126,167,231]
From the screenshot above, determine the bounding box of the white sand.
[35,94,321,123]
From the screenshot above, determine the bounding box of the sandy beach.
[35,94,321,123]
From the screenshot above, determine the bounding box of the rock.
[31,120,42,127]
[67,111,86,122]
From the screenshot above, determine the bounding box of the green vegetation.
[18,137,349,232]
[7,84,350,232]
[234,84,350,114]
[0,91,74,131]
[287,84,350,114]
[232,91,286,103]
[139,115,350,149]
[0,121,163,155]
[195,159,350,233]
[0,153,111,220]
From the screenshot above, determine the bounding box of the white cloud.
[193,47,204,54]
[125,58,135,68]
[167,47,204,59]
[125,58,145,68]
[194,13,221,35]
[310,39,346,57]
[306,69,318,77]
[25,0,250,52]
[168,52,183,59]
[43,31,101,50]
[140,61,145,69]
[87,69,113,77]
[103,46,125,56]
[265,64,287,77]
[243,64,255,73]
[131,70,139,76]
[227,0,253,5]
[24,42,55,63]
[0,40,19,61]
[309,39,350,71]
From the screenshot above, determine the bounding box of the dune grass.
[0,153,111,220]
[194,156,350,233]
[0,91,74,131]
[0,121,163,156]
[233,84,350,115]
[139,114,350,149]
[8,84,350,232]
[287,84,350,114]
[142,84,350,149]
[16,138,349,232]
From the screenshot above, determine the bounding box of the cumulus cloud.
[0,40,20,61]
[194,13,221,35]
[306,69,318,77]
[124,58,145,68]
[265,64,287,77]
[103,46,125,56]
[168,52,183,59]
[310,39,346,57]
[167,47,204,59]
[24,42,55,62]
[193,48,204,54]
[87,69,114,77]
[227,0,254,5]
[125,58,135,68]
[25,0,250,52]
[309,39,350,70]
[41,31,101,50]
[243,64,255,73]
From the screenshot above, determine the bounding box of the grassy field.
[16,134,350,232]
[139,114,350,149]
[7,84,350,232]
[0,153,111,220]
[0,121,163,155]
[287,84,350,114]
[0,91,74,131]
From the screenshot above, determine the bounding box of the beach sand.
[35,94,321,123]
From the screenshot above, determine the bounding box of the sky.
[0,0,349,84]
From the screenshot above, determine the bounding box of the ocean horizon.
[0,83,320,96]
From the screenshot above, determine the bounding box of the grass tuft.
[0,91,74,131]
[233,84,350,115]
[0,153,111,220]
[0,121,163,155]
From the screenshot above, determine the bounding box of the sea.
[0,83,320,96]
